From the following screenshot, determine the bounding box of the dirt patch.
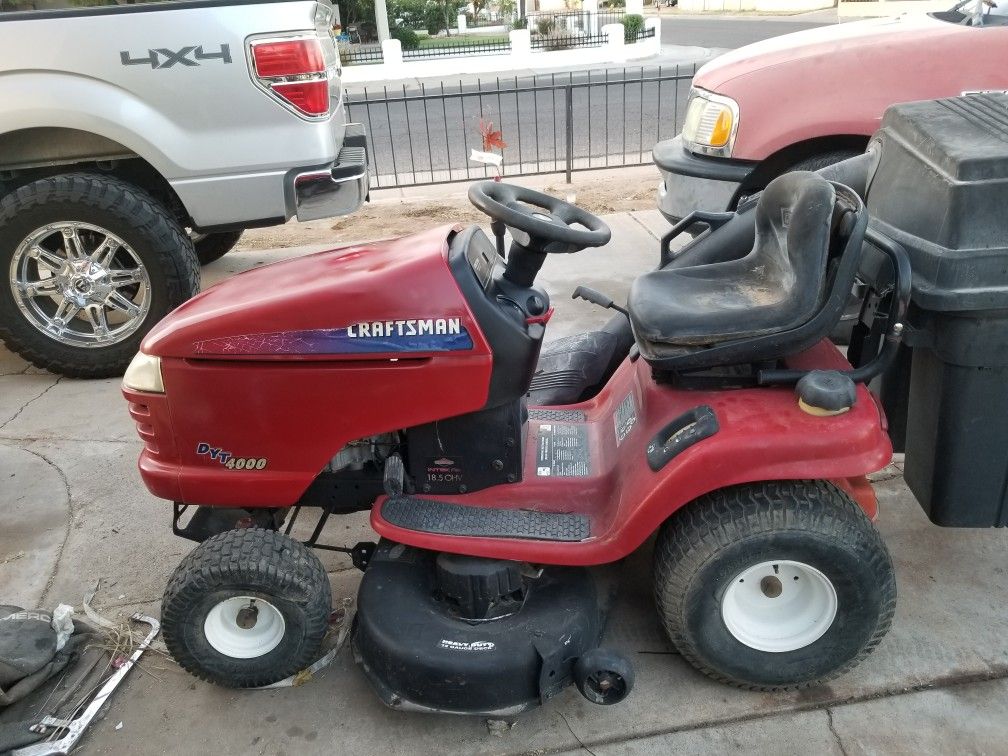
[236,200,481,252]
[547,179,656,215]
[236,168,660,251]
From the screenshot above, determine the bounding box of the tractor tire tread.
[162,528,331,688]
[653,480,896,691]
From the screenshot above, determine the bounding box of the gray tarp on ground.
[0,605,93,753]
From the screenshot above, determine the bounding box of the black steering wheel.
[468,181,611,253]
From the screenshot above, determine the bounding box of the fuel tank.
[129,225,494,506]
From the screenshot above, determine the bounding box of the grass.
[417,33,510,48]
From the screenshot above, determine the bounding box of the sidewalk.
[341,45,710,92]
[2,208,1007,754]
[341,44,711,89]
[655,6,839,19]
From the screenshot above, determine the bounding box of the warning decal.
[614,392,637,446]
[535,423,591,477]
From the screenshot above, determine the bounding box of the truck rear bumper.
[654,136,757,222]
[293,122,370,221]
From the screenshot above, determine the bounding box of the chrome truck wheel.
[10,221,152,347]
[0,173,199,377]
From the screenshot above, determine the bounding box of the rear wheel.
[162,528,331,688]
[653,480,896,690]
[190,230,243,266]
[0,173,199,377]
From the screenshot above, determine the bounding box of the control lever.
[383,453,405,497]
[572,286,629,317]
[490,218,506,259]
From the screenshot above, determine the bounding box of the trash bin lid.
[866,93,1008,312]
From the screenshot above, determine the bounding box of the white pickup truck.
[0,0,368,377]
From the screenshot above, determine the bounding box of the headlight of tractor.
[681,88,740,158]
[123,351,164,394]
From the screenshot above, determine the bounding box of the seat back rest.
[628,173,839,351]
[751,171,836,323]
[630,173,840,350]
[645,181,868,373]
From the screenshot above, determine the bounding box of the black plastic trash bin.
[865,93,1008,527]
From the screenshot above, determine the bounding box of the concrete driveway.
[1,210,1007,755]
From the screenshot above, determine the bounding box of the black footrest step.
[381,496,590,542]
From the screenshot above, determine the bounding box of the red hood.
[695,14,956,90]
[142,224,478,359]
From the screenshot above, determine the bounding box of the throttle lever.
[572,286,629,317]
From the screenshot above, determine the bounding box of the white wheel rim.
[203,596,286,659]
[721,560,838,653]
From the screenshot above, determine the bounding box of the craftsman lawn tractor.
[121,93,1008,716]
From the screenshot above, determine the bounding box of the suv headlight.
[123,352,164,393]
[681,88,740,158]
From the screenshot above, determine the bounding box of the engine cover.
[405,401,525,495]
[352,541,605,716]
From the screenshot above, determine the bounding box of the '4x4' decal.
[120,44,232,69]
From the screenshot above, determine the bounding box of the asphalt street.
[659,13,832,48]
[347,14,835,187]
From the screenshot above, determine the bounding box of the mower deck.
[371,339,890,565]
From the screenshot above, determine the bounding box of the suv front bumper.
[293,122,370,221]
[654,136,758,222]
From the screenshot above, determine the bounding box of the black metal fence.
[341,9,652,66]
[342,27,651,65]
[343,65,696,190]
[341,43,384,65]
[403,39,512,60]
[526,8,628,34]
[466,10,511,27]
[530,31,609,51]
[528,25,654,51]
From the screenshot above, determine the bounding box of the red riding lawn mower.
[122,94,1008,715]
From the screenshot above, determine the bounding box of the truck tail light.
[250,37,330,118]
[270,82,329,116]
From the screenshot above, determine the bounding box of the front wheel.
[162,528,332,688]
[190,230,243,266]
[654,480,896,690]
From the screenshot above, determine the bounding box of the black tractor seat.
[629,172,867,373]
